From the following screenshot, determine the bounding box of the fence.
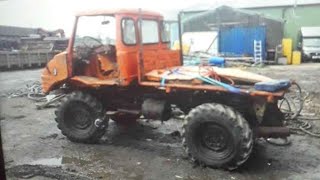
[0,51,56,70]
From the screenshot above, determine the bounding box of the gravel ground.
[1,64,320,180]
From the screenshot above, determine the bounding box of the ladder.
[254,40,263,64]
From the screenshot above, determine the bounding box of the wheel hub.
[202,125,229,152]
[70,106,92,129]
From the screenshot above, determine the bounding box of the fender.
[41,52,68,94]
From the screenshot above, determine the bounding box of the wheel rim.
[202,125,229,151]
[196,123,234,161]
[65,102,93,131]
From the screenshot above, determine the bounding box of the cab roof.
[76,9,163,18]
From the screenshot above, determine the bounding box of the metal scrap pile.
[1,80,44,100]
[269,82,320,146]
[1,80,65,109]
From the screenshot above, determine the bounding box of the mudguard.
[41,52,68,94]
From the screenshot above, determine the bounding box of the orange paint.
[42,9,180,91]
[41,9,286,103]
[41,52,68,93]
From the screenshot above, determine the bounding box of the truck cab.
[299,27,320,61]
[41,9,180,93]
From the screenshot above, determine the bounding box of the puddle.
[62,156,90,166]
[11,105,25,108]
[11,115,26,119]
[40,133,58,140]
[30,157,62,166]
[29,156,91,167]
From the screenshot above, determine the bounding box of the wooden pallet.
[145,66,273,84]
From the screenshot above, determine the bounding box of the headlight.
[303,51,311,57]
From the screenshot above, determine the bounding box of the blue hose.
[199,76,242,94]
[160,68,242,94]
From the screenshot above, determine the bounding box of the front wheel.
[55,91,107,143]
[182,103,253,170]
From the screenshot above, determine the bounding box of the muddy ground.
[1,64,320,180]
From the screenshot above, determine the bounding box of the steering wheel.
[82,36,103,47]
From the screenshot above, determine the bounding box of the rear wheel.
[182,103,253,170]
[55,91,107,143]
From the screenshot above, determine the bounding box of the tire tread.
[182,103,253,170]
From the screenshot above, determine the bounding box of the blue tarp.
[219,26,266,59]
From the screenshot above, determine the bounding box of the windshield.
[74,15,116,47]
[303,38,320,47]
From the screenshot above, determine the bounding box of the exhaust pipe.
[255,126,290,138]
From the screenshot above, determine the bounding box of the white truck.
[299,27,320,61]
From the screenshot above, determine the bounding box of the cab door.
[139,19,162,74]
[116,17,139,86]
[141,19,180,75]
[116,16,180,86]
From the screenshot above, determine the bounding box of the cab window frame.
[121,17,137,46]
[141,19,160,45]
[160,21,170,43]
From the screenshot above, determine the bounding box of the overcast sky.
[0,0,216,35]
[0,0,314,36]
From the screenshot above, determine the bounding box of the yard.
[1,64,320,179]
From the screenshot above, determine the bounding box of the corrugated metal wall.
[182,6,283,52]
[245,4,320,49]
[219,26,266,58]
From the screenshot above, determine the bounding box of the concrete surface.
[0,69,41,93]
[1,64,320,180]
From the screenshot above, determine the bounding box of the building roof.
[182,5,283,24]
[0,25,37,37]
[182,0,320,12]
[301,27,320,37]
[239,0,320,9]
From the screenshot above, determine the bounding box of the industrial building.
[180,0,320,55]
[0,25,67,52]
[0,25,68,69]
[244,1,320,50]
[181,5,283,60]
[0,25,37,51]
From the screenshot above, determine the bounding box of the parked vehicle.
[41,9,294,170]
[299,27,320,61]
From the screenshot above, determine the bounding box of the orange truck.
[41,9,294,169]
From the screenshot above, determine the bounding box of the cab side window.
[142,20,159,44]
[161,21,170,42]
[122,18,136,45]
